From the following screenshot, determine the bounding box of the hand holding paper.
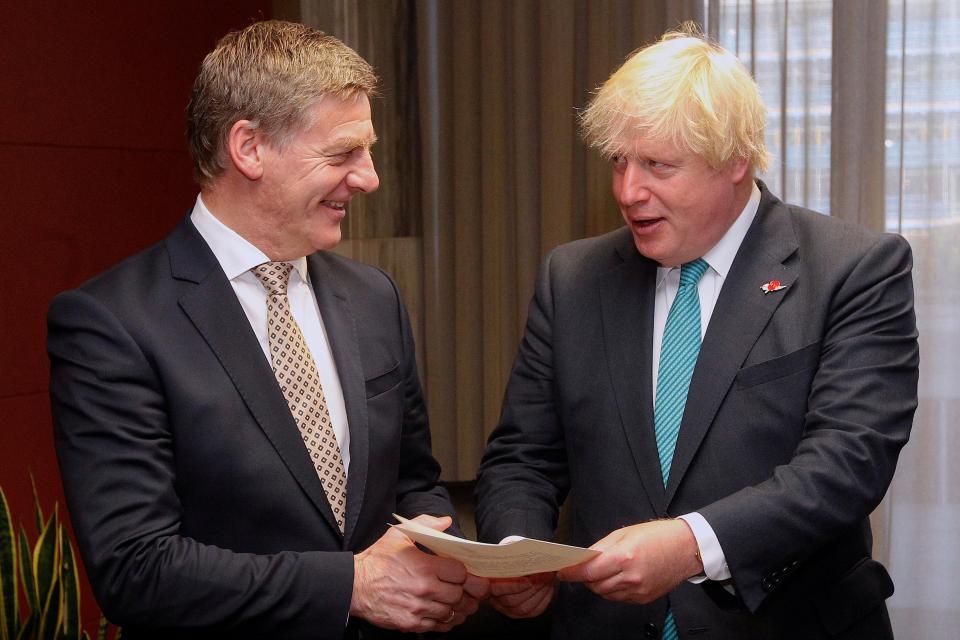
[488,572,557,619]
[557,519,703,604]
[351,515,480,633]
[392,514,599,578]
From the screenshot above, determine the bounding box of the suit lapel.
[599,232,667,515]
[307,254,369,549]
[167,218,344,537]
[664,188,800,505]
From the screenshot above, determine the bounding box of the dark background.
[0,1,273,631]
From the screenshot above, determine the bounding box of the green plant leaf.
[94,617,119,640]
[32,509,61,635]
[0,488,17,640]
[30,475,44,537]
[37,573,61,640]
[59,525,80,640]
[19,527,37,612]
[4,482,106,640]
[14,614,34,640]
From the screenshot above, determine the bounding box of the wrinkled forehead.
[602,129,694,161]
[296,92,378,140]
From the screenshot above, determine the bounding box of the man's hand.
[488,572,556,619]
[464,572,491,601]
[557,519,703,604]
[351,515,485,633]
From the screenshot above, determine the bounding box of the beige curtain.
[880,1,960,636]
[708,0,960,636]
[415,0,693,478]
[284,0,700,478]
[831,0,887,229]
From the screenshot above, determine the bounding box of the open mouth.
[631,217,664,230]
[322,200,346,211]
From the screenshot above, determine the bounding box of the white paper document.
[392,514,600,578]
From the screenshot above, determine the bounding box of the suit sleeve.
[698,233,919,611]
[474,249,570,543]
[48,289,354,639]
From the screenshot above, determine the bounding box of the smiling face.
[255,92,379,259]
[612,136,751,267]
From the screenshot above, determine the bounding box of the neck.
[201,179,293,261]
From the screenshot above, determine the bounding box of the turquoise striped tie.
[654,258,708,640]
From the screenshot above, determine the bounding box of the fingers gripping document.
[392,514,599,578]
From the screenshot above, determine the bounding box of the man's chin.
[310,227,343,253]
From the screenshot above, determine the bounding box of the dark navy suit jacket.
[49,216,455,639]
[476,183,918,639]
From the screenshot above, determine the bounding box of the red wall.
[0,1,272,632]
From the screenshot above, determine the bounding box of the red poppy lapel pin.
[761,279,787,294]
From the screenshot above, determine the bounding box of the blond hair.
[581,23,770,173]
[186,20,377,185]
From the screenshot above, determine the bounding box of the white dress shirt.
[654,183,762,582]
[189,195,351,474]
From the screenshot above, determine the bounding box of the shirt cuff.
[678,512,731,582]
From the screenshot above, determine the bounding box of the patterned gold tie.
[252,262,347,533]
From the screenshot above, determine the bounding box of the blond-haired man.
[476,26,917,640]
[49,21,485,639]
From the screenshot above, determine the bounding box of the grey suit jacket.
[48,216,455,639]
[475,183,918,639]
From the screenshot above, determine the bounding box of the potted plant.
[0,483,118,640]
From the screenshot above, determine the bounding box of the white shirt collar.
[656,181,762,287]
[189,195,310,283]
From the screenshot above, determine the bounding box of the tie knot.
[252,262,295,295]
[679,258,709,286]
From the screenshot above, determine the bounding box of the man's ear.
[226,120,266,181]
[729,156,751,184]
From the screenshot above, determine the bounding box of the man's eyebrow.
[328,134,378,152]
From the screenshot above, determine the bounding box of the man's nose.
[348,152,379,193]
[615,160,650,206]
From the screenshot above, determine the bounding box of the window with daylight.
[706,1,960,637]
[882,1,959,637]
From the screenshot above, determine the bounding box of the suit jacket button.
[761,578,772,592]
[644,622,658,638]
